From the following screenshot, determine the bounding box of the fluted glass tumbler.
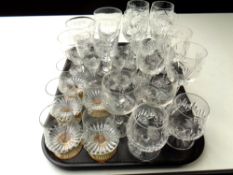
[83,85,110,118]
[82,111,119,163]
[45,69,91,98]
[166,41,208,85]
[39,102,83,160]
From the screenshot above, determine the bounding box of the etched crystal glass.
[44,121,83,159]
[150,1,175,37]
[82,111,119,162]
[94,7,122,74]
[102,69,137,115]
[45,70,90,98]
[168,92,210,150]
[83,85,110,118]
[127,103,169,161]
[51,95,83,124]
[39,104,83,160]
[135,73,178,107]
[122,0,149,42]
[166,41,208,85]
[57,29,93,63]
[166,24,193,47]
[137,38,166,75]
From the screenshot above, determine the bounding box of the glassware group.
[40,0,210,163]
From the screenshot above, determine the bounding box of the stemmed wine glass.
[122,0,149,63]
[127,103,169,161]
[94,7,122,74]
[166,41,208,86]
[150,1,176,38]
[102,69,137,137]
[168,92,210,150]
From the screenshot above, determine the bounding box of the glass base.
[167,135,194,150]
[128,141,160,162]
[115,115,130,138]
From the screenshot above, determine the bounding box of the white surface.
[0,13,232,174]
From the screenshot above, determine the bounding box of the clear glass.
[150,1,175,37]
[65,16,95,34]
[94,7,122,42]
[137,38,166,75]
[45,71,89,97]
[111,44,127,71]
[39,104,83,160]
[94,7,122,74]
[83,85,110,118]
[113,43,138,75]
[82,111,119,163]
[166,24,193,47]
[168,92,210,150]
[102,69,137,115]
[57,28,94,61]
[50,95,83,124]
[127,103,169,161]
[166,41,208,85]
[82,50,101,76]
[122,0,149,41]
[135,73,178,107]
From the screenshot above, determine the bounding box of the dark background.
[0,0,232,16]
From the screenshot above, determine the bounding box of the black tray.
[41,87,205,170]
[41,43,205,170]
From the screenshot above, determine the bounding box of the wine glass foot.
[128,141,160,162]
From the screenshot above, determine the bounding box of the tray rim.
[41,135,205,170]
